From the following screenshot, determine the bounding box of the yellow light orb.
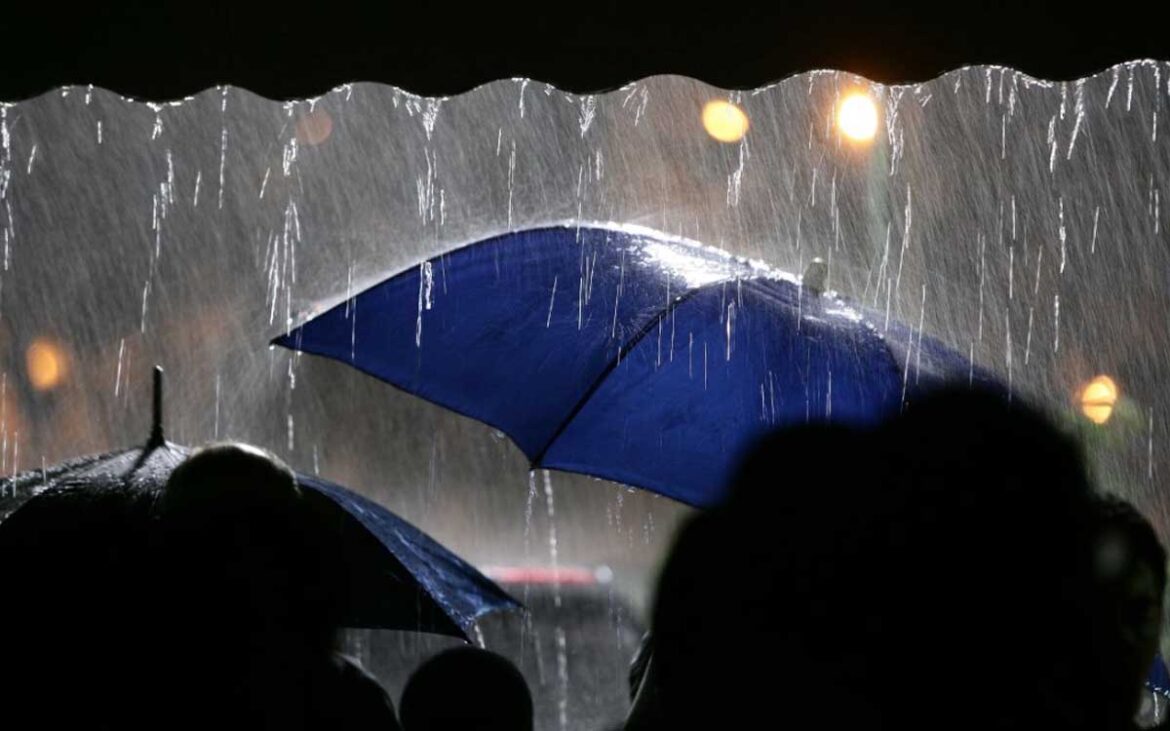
[837,92,879,142]
[26,339,66,391]
[1080,375,1119,425]
[702,100,749,143]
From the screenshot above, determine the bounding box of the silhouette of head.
[151,443,338,730]
[649,423,885,727]
[1088,495,1167,725]
[649,386,1106,729]
[877,387,1100,728]
[399,646,533,731]
[154,443,331,648]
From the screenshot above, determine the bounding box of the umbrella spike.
[149,366,164,447]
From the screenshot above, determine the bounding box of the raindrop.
[555,626,570,731]
[546,275,558,328]
[826,368,833,420]
[140,278,151,333]
[524,471,537,557]
[542,470,561,608]
[350,296,357,361]
[148,103,164,140]
[414,260,434,348]
[725,301,736,361]
[1024,306,1035,366]
[422,99,442,140]
[1008,245,1015,300]
[1091,206,1100,254]
[1127,65,1136,111]
[1149,409,1156,481]
[1053,294,1061,353]
[217,126,228,210]
[507,140,516,227]
[1067,80,1085,159]
[1058,197,1067,274]
[578,95,597,137]
[114,338,125,397]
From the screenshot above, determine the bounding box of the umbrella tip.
[802,257,827,296]
[149,366,164,446]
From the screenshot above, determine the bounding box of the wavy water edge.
[2,60,1168,107]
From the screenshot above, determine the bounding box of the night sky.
[3,1,1167,101]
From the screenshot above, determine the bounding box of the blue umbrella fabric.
[1148,653,1170,697]
[0,438,519,639]
[275,225,998,507]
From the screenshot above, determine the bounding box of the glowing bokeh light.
[702,100,749,143]
[837,92,879,142]
[1080,375,1119,425]
[26,339,66,391]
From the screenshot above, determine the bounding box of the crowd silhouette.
[1,387,1167,729]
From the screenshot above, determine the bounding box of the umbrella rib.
[127,440,165,479]
[529,283,710,467]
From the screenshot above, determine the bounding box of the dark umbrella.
[0,368,519,639]
[274,224,999,507]
[1149,653,1170,697]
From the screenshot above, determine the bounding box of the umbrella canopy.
[0,372,519,639]
[275,225,997,507]
[1149,653,1170,697]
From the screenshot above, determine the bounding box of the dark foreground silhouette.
[632,388,1165,730]
[2,391,1166,731]
[399,645,534,731]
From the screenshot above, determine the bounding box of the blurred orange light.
[295,108,333,146]
[837,92,879,142]
[1079,375,1118,425]
[26,339,66,391]
[702,100,749,143]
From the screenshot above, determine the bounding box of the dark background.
[1,1,1167,101]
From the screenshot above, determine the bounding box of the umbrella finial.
[802,257,827,296]
[149,366,164,447]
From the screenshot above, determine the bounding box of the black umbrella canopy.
[1,3,1166,101]
[0,368,520,638]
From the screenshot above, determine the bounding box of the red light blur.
[481,566,600,585]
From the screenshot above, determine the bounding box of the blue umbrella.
[0,369,519,639]
[275,225,996,507]
[1148,653,1170,698]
